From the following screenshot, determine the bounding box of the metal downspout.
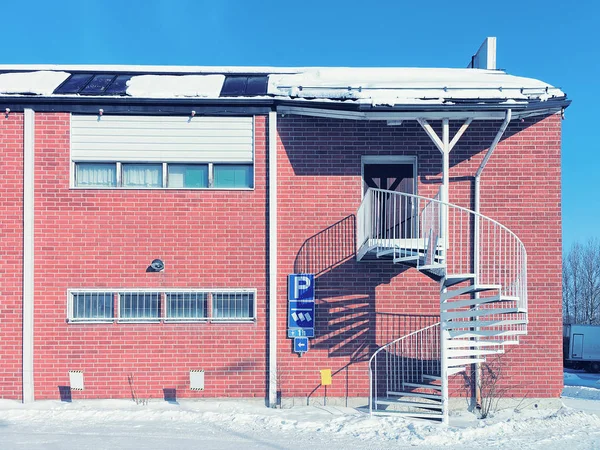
[268,111,278,407]
[23,109,35,403]
[473,108,512,407]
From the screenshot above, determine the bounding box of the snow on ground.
[0,373,599,450]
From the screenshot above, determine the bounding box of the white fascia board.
[277,106,507,121]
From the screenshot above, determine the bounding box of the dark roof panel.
[103,75,131,95]
[80,74,116,95]
[54,74,94,94]
[221,76,248,96]
[221,76,268,97]
[246,76,268,95]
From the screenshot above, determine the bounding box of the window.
[75,163,116,187]
[70,292,113,321]
[119,292,161,321]
[166,291,207,320]
[122,164,162,188]
[213,164,253,189]
[168,164,208,188]
[212,291,255,320]
[68,289,255,323]
[73,162,252,189]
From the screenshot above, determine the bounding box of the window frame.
[72,161,254,190]
[67,288,257,324]
[164,290,209,322]
[209,289,257,323]
[67,290,115,323]
[117,290,162,323]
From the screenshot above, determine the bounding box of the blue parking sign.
[288,300,315,329]
[288,274,315,301]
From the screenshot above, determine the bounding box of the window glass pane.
[75,163,116,187]
[72,292,113,319]
[122,164,162,188]
[166,292,207,319]
[168,164,208,188]
[213,165,253,189]
[212,292,254,319]
[120,292,160,319]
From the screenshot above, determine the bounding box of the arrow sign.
[294,337,309,354]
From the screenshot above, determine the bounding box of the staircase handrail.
[369,321,441,414]
[357,188,528,310]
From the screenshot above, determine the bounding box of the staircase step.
[387,390,442,401]
[376,398,442,410]
[442,284,501,301]
[393,254,420,263]
[444,273,476,288]
[441,294,519,311]
[448,329,527,339]
[447,366,466,376]
[422,374,442,382]
[445,339,519,348]
[444,319,527,330]
[403,382,443,391]
[372,411,443,421]
[376,248,396,258]
[446,348,504,357]
[447,357,486,367]
[419,266,446,281]
[444,307,521,321]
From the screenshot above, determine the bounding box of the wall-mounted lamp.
[4,108,10,118]
[98,108,104,116]
[191,110,196,117]
[147,258,165,272]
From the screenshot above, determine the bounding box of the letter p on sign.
[288,274,315,301]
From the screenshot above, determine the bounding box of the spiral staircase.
[358,188,528,423]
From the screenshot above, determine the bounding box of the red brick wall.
[31,113,268,400]
[0,111,563,402]
[0,113,24,399]
[276,114,562,400]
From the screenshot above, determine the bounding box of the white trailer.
[564,324,600,372]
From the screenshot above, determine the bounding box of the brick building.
[0,44,569,422]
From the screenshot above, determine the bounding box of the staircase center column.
[440,118,450,424]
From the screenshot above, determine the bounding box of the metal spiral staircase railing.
[359,188,528,423]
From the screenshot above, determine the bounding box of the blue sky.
[1,0,595,250]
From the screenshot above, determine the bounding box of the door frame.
[361,155,418,198]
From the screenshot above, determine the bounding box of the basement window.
[69,292,114,322]
[212,291,255,321]
[165,291,208,321]
[119,292,161,321]
[67,289,256,323]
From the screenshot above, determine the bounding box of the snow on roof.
[267,68,565,106]
[126,74,225,98]
[0,71,69,96]
[0,65,566,107]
